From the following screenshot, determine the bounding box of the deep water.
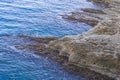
[0,0,101,80]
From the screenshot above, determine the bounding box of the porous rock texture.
[49,0,120,79]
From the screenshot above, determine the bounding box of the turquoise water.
[0,0,101,80]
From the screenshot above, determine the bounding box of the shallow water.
[0,0,101,80]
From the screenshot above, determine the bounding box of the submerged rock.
[18,35,58,44]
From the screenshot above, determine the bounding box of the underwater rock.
[18,35,58,44]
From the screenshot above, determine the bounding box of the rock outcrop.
[49,0,120,80]
[15,0,120,80]
[15,35,115,80]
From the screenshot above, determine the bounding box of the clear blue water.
[0,0,101,80]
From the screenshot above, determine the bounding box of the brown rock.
[81,8,105,14]
[18,35,58,43]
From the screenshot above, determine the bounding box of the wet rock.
[15,44,50,54]
[62,12,99,26]
[18,35,58,44]
[15,36,67,64]
[81,8,105,14]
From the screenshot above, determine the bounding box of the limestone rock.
[49,0,120,79]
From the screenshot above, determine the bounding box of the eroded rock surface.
[49,0,120,80]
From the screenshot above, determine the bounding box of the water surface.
[0,0,101,37]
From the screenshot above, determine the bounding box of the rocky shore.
[49,0,120,80]
[15,35,115,80]
[15,0,120,80]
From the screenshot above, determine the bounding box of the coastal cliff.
[49,0,120,79]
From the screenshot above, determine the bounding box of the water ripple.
[0,0,102,37]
